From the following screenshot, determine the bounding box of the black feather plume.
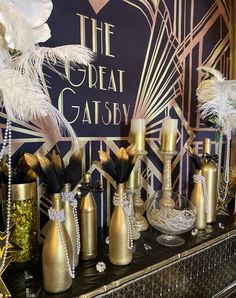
[37,153,63,193]
[98,150,117,180]
[65,149,83,189]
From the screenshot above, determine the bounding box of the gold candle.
[161,118,178,152]
[130,118,146,152]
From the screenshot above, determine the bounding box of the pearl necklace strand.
[0,119,12,273]
[48,207,75,278]
[113,191,133,250]
[61,192,81,255]
[218,130,231,202]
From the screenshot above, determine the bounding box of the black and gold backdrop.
[0,0,230,227]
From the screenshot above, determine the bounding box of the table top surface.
[3,215,236,298]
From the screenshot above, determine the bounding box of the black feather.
[99,151,117,180]
[37,153,63,193]
[24,153,46,182]
[116,148,129,183]
[65,149,83,189]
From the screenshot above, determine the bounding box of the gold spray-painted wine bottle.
[79,173,97,260]
[42,193,73,293]
[190,169,207,230]
[63,183,79,267]
[109,183,132,266]
[201,138,217,223]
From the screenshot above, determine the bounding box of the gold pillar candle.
[130,118,146,152]
[79,173,97,260]
[63,183,79,267]
[161,118,178,152]
[42,193,73,293]
[109,183,132,266]
[2,182,37,262]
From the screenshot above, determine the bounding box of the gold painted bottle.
[63,183,79,267]
[79,173,97,260]
[190,170,206,230]
[109,183,132,266]
[201,138,217,223]
[42,193,73,293]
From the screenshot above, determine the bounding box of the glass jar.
[2,181,37,262]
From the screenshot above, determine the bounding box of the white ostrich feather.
[197,66,225,82]
[0,68,80,151]
[0,0,34,51]
[14,45,94,92]
[13,45,94,99]
[198,81,236,133]
[0,69,49,121]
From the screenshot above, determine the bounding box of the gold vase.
[79,173,97,260]
[190,170,206,230]
[201,138,217,223]
[109,183,132,266]
[2,181,37,262]
[42,193,73,293]
[63,183,79,267]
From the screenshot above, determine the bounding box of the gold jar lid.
[2,181,37,201]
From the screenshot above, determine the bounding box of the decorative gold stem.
[159,151,177,209]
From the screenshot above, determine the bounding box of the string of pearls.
[113,192,133,250]
[193,174,208,213]
[150,208,196,233]
[61,192,81,255]
[48,207,75,278]
[217,130,231,202]
[0,119,12,274]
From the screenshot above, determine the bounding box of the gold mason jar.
[2,181,37,262]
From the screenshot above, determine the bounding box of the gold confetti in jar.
[2,181,37,262]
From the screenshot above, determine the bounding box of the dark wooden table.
[3,215,236,298]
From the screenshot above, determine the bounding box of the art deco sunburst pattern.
[0,0,231,228]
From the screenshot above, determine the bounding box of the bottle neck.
[63,183,71,192]
[51,193,63,211]
[116,183,125,195]
[83,173,91,184]
[203,138,211,155]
